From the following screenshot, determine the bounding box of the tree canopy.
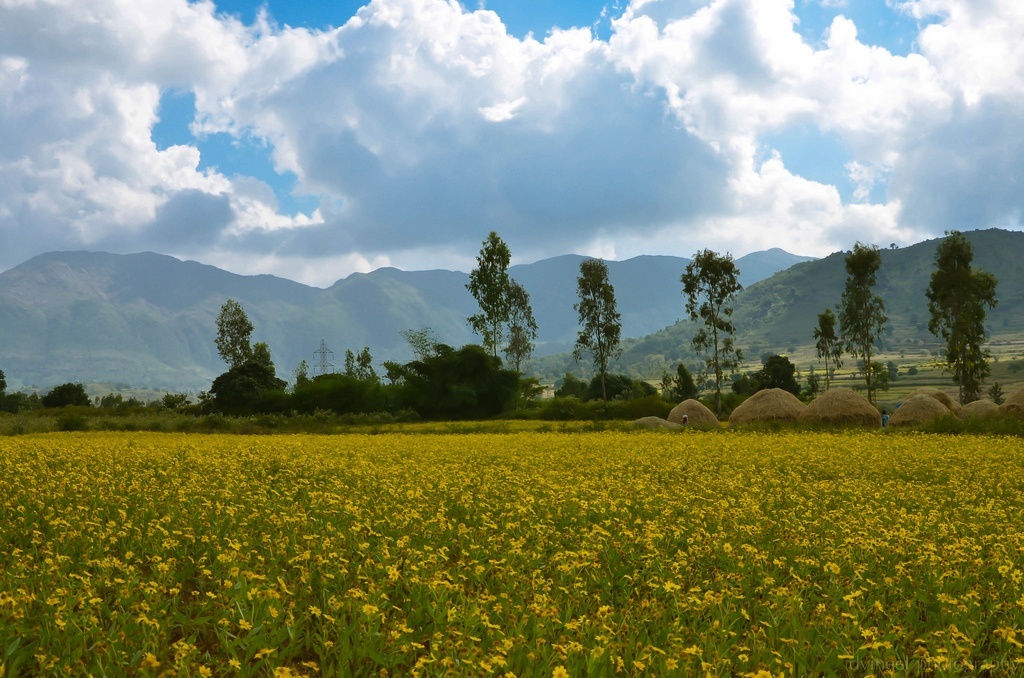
[42,382,91,408]
[390,343,518,419]
[504,280,538,375]
[813,308,843,390]
[838,243,887,404]
[681,249,743,414]
[466,231,512,359]
[753,354,800,396]
[573,259,622,401]
[662,363,699,403]
[926,230,998,404]
[215,299,254,368]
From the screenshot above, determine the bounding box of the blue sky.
[1,0,1021,286]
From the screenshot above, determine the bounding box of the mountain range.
[3,229,1022,393]
[0,247,812,392]
[604,228,1024,381]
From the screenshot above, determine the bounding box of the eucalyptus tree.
[215,299,254,368]
[837,243,887,404]
[813,308,843,390]
[466,231,512,359]
[926,230,998,404]
[504,280,538,375]
[681,249,743,414]
[573,258,622,401]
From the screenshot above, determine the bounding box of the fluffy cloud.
[0,1,238,263]
[208,0,730,268]
[1,0,1023,285]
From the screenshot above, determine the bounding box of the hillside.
[582,229,1024,385]
[0,248,811,392]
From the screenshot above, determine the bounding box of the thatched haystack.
[999,389,1024,419]
[728,388,806,425]
[889,394,953,427]
[800,388,881,428]
[667,399,720,427]
[961,399,1000,419]
[632,416,682,430]
[906,388,962,416]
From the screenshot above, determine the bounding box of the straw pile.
[632,416,682,430]
[906,388,962,416]
[888,393,952,427]
[800,388,881,428]
[961,399,1000,419]
[999,388,1024,418]
[728,388,806,425]
[667,399,720,427]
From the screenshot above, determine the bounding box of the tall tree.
[926,230,998,404]
[813,308,843,390]
[681,249,744,414]
[504,280,538,375]
[466,231,512,358]
[573,258,622,401]
[293,360,311,390]
[401,328,440,361]
[837,243,887,404]
[215,299,254,368]
[345,347,379,383]
[661,362,699,402]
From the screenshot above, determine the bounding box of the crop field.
[3,432,1024,676]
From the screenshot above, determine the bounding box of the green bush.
[56,412,89,432]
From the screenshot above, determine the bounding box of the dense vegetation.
[1,231,1018,425]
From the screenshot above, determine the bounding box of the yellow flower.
[140,653,160,670]
[552,666,569,678]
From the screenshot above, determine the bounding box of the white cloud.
[205,0,729,270]
[897,0,1024,104]
[1,0,1023,285]
[0,0,327,275]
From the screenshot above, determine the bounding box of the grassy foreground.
[3,432,1024,676]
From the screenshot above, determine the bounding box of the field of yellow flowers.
[2,431,1024,676]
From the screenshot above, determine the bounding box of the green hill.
[0,248,810,392]
[545,229,1024,393]
[6,232,1020,396]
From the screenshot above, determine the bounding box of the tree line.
[165,229,1007,419]
[0,230,999,419]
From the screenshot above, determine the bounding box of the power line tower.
[313,339,334,377]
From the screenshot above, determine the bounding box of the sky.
[1,0,1022,287]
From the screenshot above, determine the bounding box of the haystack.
[799,388,881,428]
[999,388,1024,419]
[632,416,682,430]
[888,394,952,427]
[667,399,719,427]
[906,388,962,416]
[728,388,806,425]
[961,399,1000,419]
